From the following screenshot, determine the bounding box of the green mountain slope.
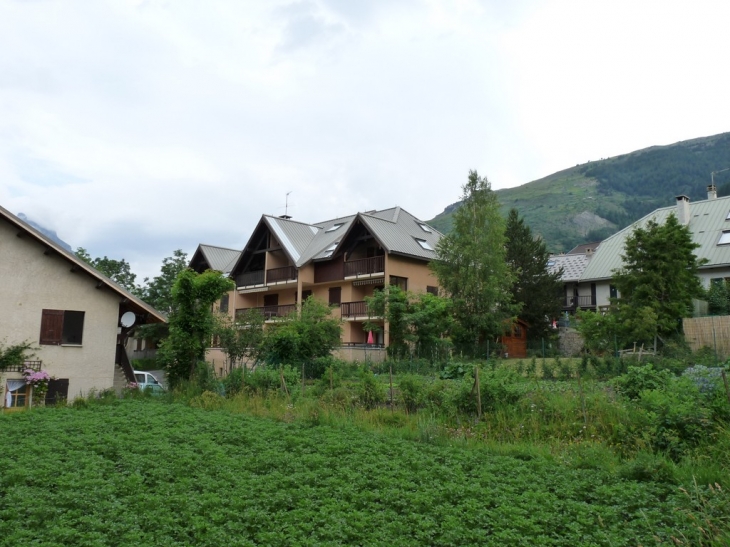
[429,132,730,252]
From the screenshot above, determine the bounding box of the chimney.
[585,247,593,256]
[676,195,690,225]
[708,184,717,200]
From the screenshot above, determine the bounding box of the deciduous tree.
[431,170,517,355]
[157,269,234,384]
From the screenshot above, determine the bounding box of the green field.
[0,398,723,546]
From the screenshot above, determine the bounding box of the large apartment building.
[191,206,442,371]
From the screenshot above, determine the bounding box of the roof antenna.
[280,191,293,220]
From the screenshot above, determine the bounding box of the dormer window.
[326,223,343,233]
[725,211,730,221]
[324,241,339,257]
[719,231,730,245]
[415,238,433,251]
[418,223,432,233]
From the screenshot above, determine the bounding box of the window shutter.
[45,379,69,405]
[329,287,341,306]
[39,309,64,345]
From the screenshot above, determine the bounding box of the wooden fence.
[683,315,730,359]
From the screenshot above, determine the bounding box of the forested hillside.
[429,132,730,252]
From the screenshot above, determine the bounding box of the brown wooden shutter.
[39,309,64,345]
[329,287,341,306]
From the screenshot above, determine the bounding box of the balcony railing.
[344,256,384,277]
[340,300,369,318]
[2,360,42,373]
[236,304,297,321]
[563,295,595,309]
[266,265,297,283]
[236,270,265,287]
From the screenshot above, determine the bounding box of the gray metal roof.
[548,253,591,282]
[359,207,442,260]
[581,195,730,281]
[264,216,321,264]
[196,244,242,274]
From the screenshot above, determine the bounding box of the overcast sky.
[2,0,729,281]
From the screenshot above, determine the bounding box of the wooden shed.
[499,319,528,359]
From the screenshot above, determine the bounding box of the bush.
[397,374,425,413]
[222,367,245,397]
[617,451,677,483]
[189,390,225,410]
[243,365,298,396]
[356,369,385,410]
[613,364,673,400]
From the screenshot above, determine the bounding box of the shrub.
[189,390,225,410]
[613,364,673,400]
[397,374,425,413]
[617,451,677,483]
[356,369,385,410]
[222,367,245,397]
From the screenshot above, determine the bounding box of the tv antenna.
[711,168,730,186]
[285,191,292,217]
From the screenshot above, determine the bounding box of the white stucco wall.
[0,218,123,401]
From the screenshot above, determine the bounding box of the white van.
[133,371,165,393]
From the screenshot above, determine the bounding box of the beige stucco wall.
[0,218,123,402]
[386,255,438,292]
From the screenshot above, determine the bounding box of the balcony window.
[329,287,341,307]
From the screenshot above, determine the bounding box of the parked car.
[133,371,165,393]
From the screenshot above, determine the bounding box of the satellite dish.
[120,311,136,328]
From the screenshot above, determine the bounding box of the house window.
[415,238,434,251]
[45,379,69,405]
[220,294,229,313]
[329,287,341,307]
[39,310,85,346]
[299,290,313,302]
[426,286,439,296]
[5,380,28,408]
[390,276,408,291]
[135,338,143,351]
[718,231,730,245]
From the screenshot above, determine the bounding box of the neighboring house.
[0,205,166,408]
[579,185,730,308]
[192,206,442,370]
[548,251,599,314]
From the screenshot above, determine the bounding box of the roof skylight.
[415,238,434,251]
[719,231,730,245]
[418,223,432,233]
[326,223,343,233]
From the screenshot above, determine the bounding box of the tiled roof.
[548,253,591,282]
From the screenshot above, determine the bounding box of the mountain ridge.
[428,132,730,252]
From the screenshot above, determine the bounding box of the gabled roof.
[0,204,166,323]
[581,195,730,281]
[231,206,442,274]
[190,244,241,275]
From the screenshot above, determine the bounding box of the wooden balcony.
[236,304,296,321]
[266,265,297,283]
[236,270,265,288]
[563,295,595,310]
[344,256,384,278]
[340,300,369,318]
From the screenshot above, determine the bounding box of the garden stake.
[389,364,394,412]
[301,362,305,394]
[475,365,482,419]
[577,373,588,425]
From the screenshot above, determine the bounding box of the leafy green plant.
[356,368,385,409]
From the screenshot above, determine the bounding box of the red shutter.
[39,309,64,345]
